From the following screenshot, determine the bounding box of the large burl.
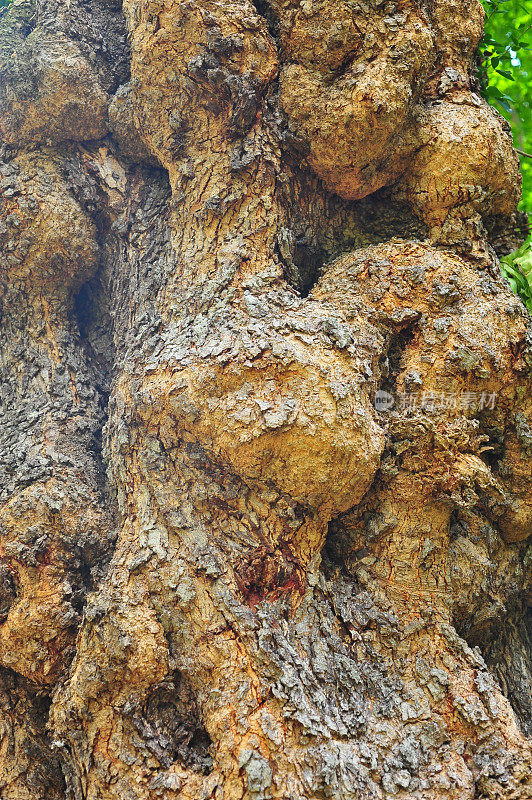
[126,0,385,516]
[270,0,520,246]
[0,0,529,798]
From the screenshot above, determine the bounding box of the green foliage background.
[481,0,532,310]
[481,0,531,216]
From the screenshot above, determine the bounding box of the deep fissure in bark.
[126,671,214,775]
[0,668,66,799]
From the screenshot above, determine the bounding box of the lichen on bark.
[0,0,530,798]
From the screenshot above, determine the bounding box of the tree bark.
[0,0,530,798]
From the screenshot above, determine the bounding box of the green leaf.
[480,0,531,222]
[501,241,532,312]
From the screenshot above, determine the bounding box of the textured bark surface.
[0,0,530,798]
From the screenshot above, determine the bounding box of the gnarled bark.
[0,0,530,798]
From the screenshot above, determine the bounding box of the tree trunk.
[0,0,530,798]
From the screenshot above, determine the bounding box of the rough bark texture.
[0,0,530,798]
